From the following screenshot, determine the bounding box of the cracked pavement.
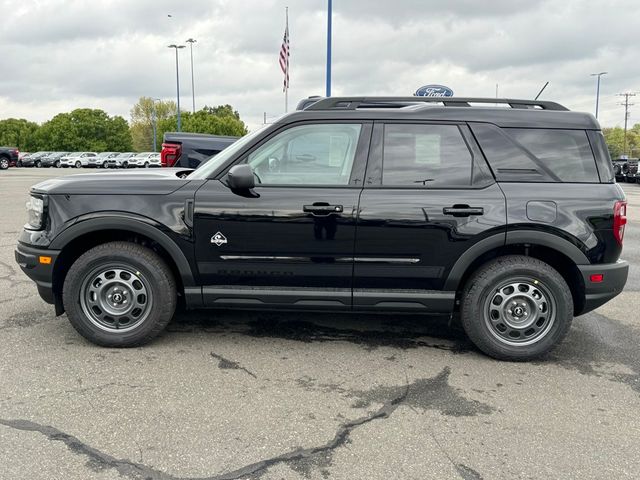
[1,169,640,479]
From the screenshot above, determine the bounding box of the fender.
[49,214,196,286]
[443,230,590,291]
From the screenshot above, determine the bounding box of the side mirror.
[227,164,255,190]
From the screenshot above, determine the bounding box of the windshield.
[188,125,268,179]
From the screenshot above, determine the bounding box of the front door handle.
[303,204,343,216]
[443,205,484,217]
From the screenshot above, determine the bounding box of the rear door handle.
[443,205,484,217]
[303,204,343,216]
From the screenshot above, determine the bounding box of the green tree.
[0,118,40,150]
[35,109,132,151]
[130,97,177,151]
[154,104,248,142]
[603,126,640,159]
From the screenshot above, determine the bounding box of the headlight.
[26,195,46,230]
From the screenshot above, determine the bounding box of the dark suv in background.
[0,146,19,169]
[15,96,628,361]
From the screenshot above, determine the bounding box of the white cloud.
[0,0,638,131]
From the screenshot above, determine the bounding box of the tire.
[460,255,573,361]
[75,161,82,168]
[55,160,61,168]
[35,160,42,168]
[17,160,23,167]
[144,162,150,168]
[122,161,128,169]
[102,161,108,168]
[62,241,177,347]
[0,157,9,170]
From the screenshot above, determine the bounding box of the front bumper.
[577,260,629,315]
[15,242,60,305]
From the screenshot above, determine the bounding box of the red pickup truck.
[160,132,237,169]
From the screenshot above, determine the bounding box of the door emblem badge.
[211,232,228,246]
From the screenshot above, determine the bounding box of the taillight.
[613,200,627,246]
[161,142,181,167]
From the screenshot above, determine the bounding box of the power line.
[617,92,636,157]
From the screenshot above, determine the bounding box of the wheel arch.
[445,231,587,315]
[50,216,196,313]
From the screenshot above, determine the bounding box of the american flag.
[279,20,290,92]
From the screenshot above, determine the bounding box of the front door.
[193,122,372,308]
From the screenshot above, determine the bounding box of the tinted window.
[246,124,362,186]
[382,124,472,187]
[506,128,598,182]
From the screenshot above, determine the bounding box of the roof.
[288,96,600,130]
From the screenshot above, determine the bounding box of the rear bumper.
[15,242,60,305]
[577,260,628,315]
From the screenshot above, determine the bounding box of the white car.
[129,152,161,168]
[60,152,97,168]
[88,152,120,168]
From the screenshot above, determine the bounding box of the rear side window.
[471,123,599,183]
[382,124,473,187]
[506,128,598,182]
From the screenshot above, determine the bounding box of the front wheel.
[55,160,61,168]
[62,241,177,347]
[144,162,150,168]
[35,160,42,168]
[0,157,9,170]
[460,255,573,361]
[75,161,82,168]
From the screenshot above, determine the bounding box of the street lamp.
[590,72,607,119]
[185,38,197,113]
[168,44,185,131]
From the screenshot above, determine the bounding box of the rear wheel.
[62,241,177,347]
[35,160,42,168]
[55,160,61,168]
[0,157,9,170]
[144,161,150,168]
[122,161,128,168]
[460,255,573,361]
[103,161,108,168]
[75,160,82,168]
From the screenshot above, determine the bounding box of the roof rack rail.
[301,96,569,111]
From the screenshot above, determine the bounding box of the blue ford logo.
[415,85,454,97]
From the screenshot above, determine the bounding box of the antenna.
[534,82,549,100]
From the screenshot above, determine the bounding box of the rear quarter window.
[471,123,600,183]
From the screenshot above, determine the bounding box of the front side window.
[382,124,473,187]
[246,123,362,186]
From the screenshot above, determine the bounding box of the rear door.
[353,121,506,310]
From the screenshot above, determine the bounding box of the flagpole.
[285,7,289,113]
[326,0,332,97]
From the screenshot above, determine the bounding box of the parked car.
[88,152,120,168]
[0,146,19,169]
[161,132,237,168]
[17,151,30,166]
[40,152,70,168]
[128,152,159,168]
[60,152,97,168]
[15,96,628,361]
[21,151,51,168]
[612,157,637,183]
[107,152,137,168]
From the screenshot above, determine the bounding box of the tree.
[603,126,640,159]
[35,109,132,151]
[0,118,40,150]
[130,97,177,151]
[154,104,248,142]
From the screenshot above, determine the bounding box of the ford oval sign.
[415,85,454,97]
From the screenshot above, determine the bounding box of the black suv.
[15,97,629,360]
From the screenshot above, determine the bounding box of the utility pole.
[617,92,636,157]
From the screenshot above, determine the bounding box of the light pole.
[590,72,607,119]
[151,98,161,152]
[326,0,332,97]
[185,38,196,113]
[168,44,185,131]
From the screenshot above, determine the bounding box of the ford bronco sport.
[15,96,628,360]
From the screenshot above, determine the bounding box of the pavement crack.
[0,386,410,480]
[210,352,257,379]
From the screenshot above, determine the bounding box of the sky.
[0,0,639,131]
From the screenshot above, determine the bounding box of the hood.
[31,168,195,195]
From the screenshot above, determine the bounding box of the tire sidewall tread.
[62,241,176,347]
[461,255,573,361]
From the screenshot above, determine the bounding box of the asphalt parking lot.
[1,168,639,480]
